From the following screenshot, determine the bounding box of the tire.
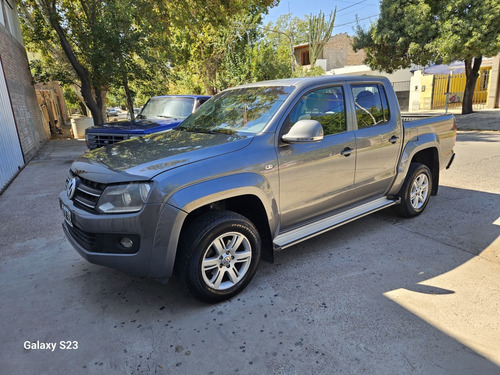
[176,211,261,303]
[392,162,432,218]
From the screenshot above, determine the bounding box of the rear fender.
[388,133,439,196]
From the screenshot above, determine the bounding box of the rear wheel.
[177,211,261,303]
[393,162,432,218]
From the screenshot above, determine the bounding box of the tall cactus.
[308,7,336,67]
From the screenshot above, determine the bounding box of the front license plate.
[62,204,73,227]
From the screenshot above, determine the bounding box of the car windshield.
[139,97,195,120]
[177,86,294,134]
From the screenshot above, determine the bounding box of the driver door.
[278,86,356,230]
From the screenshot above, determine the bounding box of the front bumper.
[59,191,186,279]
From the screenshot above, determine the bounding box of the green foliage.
[29,57,74,85]
[292,65,325,77]
[352,0,438,72]
[249,39,291,81]
[62,86,81,110]
[166,0,278,94]
[354,0,500,113]
[19,0,171,123]
[312,112,345,135]
[354,0,500,71]
[21,1,343,115]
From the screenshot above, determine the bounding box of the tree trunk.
[48,10,104,125]
[70,84,90,116]
[462,57,482,115]
[123,77,135,121]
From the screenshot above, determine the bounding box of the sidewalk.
[404,108,500,131]
[454,109,500,131]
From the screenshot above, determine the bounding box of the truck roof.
[151,94,212,100]
[232,75,391,91]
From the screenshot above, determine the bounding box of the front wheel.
[393,163,432,218]
[176,211,261,303]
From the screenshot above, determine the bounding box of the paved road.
[1,132,499,374]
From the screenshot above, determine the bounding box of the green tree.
[19,0,168,125]
[353,0,500,114]
[166,0,278,95]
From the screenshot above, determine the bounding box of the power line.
[338,0,368,12]
[334,13,378,27]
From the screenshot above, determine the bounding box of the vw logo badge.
[67,178,77,199]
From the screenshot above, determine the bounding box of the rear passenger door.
[350,83,402,202]
[278,85,356,230]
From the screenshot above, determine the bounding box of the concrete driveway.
[1,130,499,374]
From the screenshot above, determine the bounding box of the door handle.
[389,136,400,144]
[340,147,353,157]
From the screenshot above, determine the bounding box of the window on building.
[351,84,390,129]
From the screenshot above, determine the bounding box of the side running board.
[273,197,400,250]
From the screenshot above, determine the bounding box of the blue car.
[85,95,211,149]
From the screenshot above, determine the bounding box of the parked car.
[61,76,456,303]
[106,108,119,117]
[86,95,211,149]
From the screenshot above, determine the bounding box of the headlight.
[97,183,152,213]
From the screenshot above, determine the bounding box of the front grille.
[67,172,106,212]
[87,133,128,148]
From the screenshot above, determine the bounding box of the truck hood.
[86,117,182,134]
[71,129,253,183]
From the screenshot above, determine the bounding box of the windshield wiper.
[179,127,235,135]
[157,115,178,120]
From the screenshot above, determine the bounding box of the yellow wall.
[419,75,434,110]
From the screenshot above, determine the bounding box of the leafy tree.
[166,0,278,95]
[353,0,500,114]
[19,0,168,125]
[263,14,308,74]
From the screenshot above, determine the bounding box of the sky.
[263,0,381,35]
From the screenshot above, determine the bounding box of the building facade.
[294,33,366,72]
[0,0,48,192]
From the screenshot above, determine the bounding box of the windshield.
[177,86,294,134]
[138,97,195,120]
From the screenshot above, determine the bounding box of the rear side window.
[288,86,346,136]
[351,84,390,129]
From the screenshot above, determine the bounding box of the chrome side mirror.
[282,120,324,143]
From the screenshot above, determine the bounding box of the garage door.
[0,57,25,192]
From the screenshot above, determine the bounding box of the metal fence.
[432,69,490,110]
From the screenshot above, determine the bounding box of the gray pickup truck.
[60,76,456,303]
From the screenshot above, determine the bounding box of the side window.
[288,86,346,136]
[378,84,391,122]
[351,84,390,129]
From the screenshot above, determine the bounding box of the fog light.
[120,237,133,249]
